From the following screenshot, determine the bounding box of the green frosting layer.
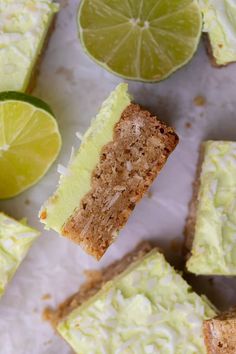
[58,249,216,354]
[0,0,59,92]
[0,213,40,297]
[200,0,236,65]
[187,141,236,275]
[40,83,131,233]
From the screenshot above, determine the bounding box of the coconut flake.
[145,344,155,353]
[57,164,68,176]
[126,161,133,171]
[76,131,83,141]
[132,271,141,286]
[115,338,136,354]
[116,290,125,307]
[114,185,126,192]
[107,192,121,208]
[80,217,93,238]
[69,146,75,164]
[105,289,114,306]
[160,274,172,286]
[147,278,156,291]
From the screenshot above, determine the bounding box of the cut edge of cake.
[203,308,236,354]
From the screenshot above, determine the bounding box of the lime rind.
[0,91,54,116]
[0,92,61,199]
[77,0,202,82]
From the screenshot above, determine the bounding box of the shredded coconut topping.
[76,131,83,141]
[57,164,68,176]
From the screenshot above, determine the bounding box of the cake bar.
[0,212,40,298]
[0,0,59,92]
[185,141,236,275]
[45,241,216,354]
[40,84,179,259]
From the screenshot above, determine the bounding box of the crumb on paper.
[42,307,54,322]
[33,307,38,313]
[185,122,192,129]
[44,340,52,346]
[193,95,206,107]
[84,269,102,282]
[41,293,52,301]
[146,190,153,199]
[59,0,69,7]
[55,66,75,83]
[24,199,30,205]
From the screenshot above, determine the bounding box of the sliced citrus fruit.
[0,92,61,199]
[78,0,202,82]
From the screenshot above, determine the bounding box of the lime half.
[0,92,61,199]
[78,0,202,82]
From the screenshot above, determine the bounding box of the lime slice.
[78,0,202,82]
[0,92,61,199]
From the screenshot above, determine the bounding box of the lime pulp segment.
[78,0,202,82]
[0,92,61,199]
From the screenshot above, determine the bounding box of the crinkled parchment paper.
[1,1,236,353]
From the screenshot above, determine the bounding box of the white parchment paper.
[1,1,236,353]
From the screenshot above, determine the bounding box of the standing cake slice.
[203,308,236,354]
[185,141,236,275]
[200,0,236,66]
[0,0,59,92]
[40,84,179,259]
[45,242,216,354]
[0,212,40,298]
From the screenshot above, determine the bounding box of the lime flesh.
[78,0,202,82]
[0,92,61,199]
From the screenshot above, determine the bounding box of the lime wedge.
[78,0,202,82]
[0,92,61,199]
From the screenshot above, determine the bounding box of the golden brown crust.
[203,309,236,354]
[184,143,205,259]
[26,15,57,93]
[62,104,179,259]
[43,241,154,327]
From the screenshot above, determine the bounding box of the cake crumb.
[24,199,30,205]
[185,122,192,129]
[193,95,206,107]
[146,190,153,199]
[41,293,52,301]
[44,340,52,346]
[59,0,69,7]
[56,66,75,83]
[40,210,47,220]
[84,270,102,282]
